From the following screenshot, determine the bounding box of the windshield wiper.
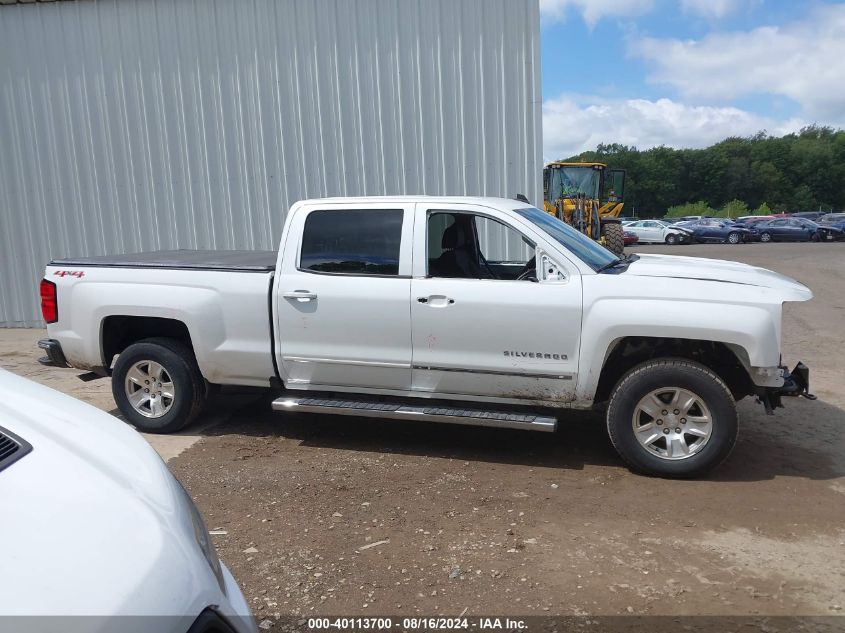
[596,252,639,274]
[595,258,624,273]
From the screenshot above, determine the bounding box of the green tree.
[558,126,845,217]
[718,199,749,218]
[666,201,714,218]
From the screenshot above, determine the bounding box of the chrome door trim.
[283,356,411,369]
[413,365,573,380]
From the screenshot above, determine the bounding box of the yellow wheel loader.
[543,162,626,256]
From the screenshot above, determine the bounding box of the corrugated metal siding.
[0,0,542,327]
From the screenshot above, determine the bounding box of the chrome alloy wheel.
[124,360,176,418]
[631,387,713,460]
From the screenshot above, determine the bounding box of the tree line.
[562,125,845,218]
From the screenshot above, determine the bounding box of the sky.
[539,0,845,160]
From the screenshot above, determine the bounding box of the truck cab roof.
[293,195,534,210]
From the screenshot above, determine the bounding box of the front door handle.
[417,295,455,307]
[283,290,317,301]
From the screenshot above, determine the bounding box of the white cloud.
[542,95,804,160]
[630,4,845,122]
[680,0,750,19]
[540,0,654,28]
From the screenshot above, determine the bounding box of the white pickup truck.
[38,196,815,477]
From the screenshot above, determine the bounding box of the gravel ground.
[2,242,844,623]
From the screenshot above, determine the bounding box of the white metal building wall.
[0,0,542,327]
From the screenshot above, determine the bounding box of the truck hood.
[623,254,812,300]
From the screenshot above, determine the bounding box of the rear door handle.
[283,290,317,301]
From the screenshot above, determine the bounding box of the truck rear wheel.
[606,359,738,478]
[112,337,205,434]
[601,222,625,256]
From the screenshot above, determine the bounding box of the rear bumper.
[757,361,815,414]
[37,338,69,368]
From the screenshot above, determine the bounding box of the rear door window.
[300,209,403,275]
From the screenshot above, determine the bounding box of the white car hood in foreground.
[0,369,250,631]
[623,254,812,300]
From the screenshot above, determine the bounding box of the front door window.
[427,212,536,281]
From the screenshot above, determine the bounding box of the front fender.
[576,297,781,403]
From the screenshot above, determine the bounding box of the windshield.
[548,166,601,199]
[515,207,618,271]
[820,214,845,224]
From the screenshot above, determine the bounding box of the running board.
[271,397,557,432]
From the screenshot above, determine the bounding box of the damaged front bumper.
[756,361,816,414]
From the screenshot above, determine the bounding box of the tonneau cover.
[50,250,277,273]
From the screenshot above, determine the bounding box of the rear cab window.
[299,209,403,276]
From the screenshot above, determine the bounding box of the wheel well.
[593,337,754,405]
[101,316,193,370]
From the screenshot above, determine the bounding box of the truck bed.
[51,250,277,273]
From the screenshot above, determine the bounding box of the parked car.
[734,215,775,227]
[624,219,691,245]
[38,196,814,478]
[672,218,754,244]
[0,369,256,632]
[818,213,845,230]
[623,230,639,246]
[672,215,711,222]
[790,212,827,221]
[755,217,844,242]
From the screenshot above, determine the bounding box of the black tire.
[601,222,625,256]
[665,233,678,245]
[760,232,772,243]
[811,232,821,242]
[112,337,206,434]
[727,232,741,244]
[606,359,738,478]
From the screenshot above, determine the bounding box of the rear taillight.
[40,278,58,324]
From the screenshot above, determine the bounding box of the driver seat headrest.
[441,223,468,250]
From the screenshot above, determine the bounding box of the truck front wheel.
[112,337,206,434]
[606,359,738,478]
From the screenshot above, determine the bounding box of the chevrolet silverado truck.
[38,197,815,478]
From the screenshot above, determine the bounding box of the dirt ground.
[2,242,844,624]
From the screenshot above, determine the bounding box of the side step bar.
[271,397,557,432]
